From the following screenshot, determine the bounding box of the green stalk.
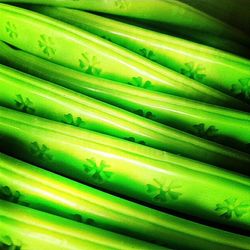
[96,13,250,57]
[32,7,250,103]
[178,0,250,34]
[1,64,250,171]
[0,3,247,108]
[0,105,249,188]
[1,41,249,154]
[1,153,250,249]
[0,200,166,250]
[0,0,249,48]
[1,107,250,231]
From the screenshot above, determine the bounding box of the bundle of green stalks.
[0,2,249,249]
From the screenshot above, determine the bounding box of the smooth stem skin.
[35,7,250,104]
[1,65,250,172]
[1,155,250,250]
[0,200,165,250]
[98,13,250,58]
[0,106,250,189]
[0,4,248,109]
[0,43,250,153]
[1,108,250,231]
[0,154,178,248]
[174,29,250,60]
[0,0,249,47]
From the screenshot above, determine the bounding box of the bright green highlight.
[1,64,250,171]
[0,41,249,153]
[0,3,248,108]
[0,199,167,249]
[1,107,250,231]
[33,7,250,103]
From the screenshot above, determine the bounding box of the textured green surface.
[0,200,166,250]
[1,64,250,171]
[1,153,250,249]
[1,108,250,231]
[0,41,249,153]
[0,0,249,46]
[0,2,249,249]
[1,0,250,56]
[36,7,250,104]
[0,3,248,108]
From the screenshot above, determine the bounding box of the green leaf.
[38,34,56,57]
[79,52,101,76]
[63,114,85,128]
[146,184,159,194]
[193,123,218,138]
[15,94,35,114]
[128,77,152,89]
[146,179,182,203]
[180,62,206,81]
[30,141,53,160]
[5,21,18,39]
[231,78,250,101]
[83,158,112,184]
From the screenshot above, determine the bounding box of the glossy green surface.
[35,7,250,104]
[1,154,250,249]
[0,2,249,249]
[1,64,250,171]
[1,105,250,188]
[0,41,249,153]
[1,107,250,231]
[0,0,249,48]
[0,3,248,108]
[0,200,166,250]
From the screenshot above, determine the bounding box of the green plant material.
[178,0,250,35]
[1,105,249,189]
[31,7,250,103]
[0,0,249,48]
[0,43,249,153]
[0,200,165,250]
[0,3,248,108]
[1,107,250,231]
[171,28,250,58]
[1,64,250,172]
[1,153,250,249]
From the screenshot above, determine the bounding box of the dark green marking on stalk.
[0,236,22,250]
[192,123,218,139]
[0,186,29,207]
[38,34,56,58]
[114,0,129,9]
[128,77,152,89]
[180,62,206,82]
[83,158,113,184]
[62,113,85,128]
[215,197,250,219]
[146,179,182,203]
[5,21,18,39]
[124,137,146,145]
[15,94,35,114]
[138,48,155,61]
[30,141,53,160]
[134,109,155,119]
[73,214,95,225]
[231,78,250,101]
[79,52,102,76]
[100,35,112,42]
